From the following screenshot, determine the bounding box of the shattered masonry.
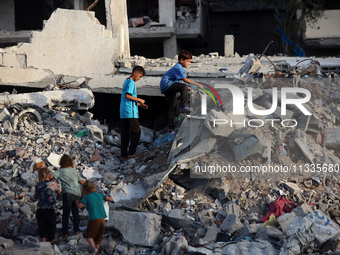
[0,6,340,255]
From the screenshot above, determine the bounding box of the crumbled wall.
[17,8,115,77]
[0,8,116,88]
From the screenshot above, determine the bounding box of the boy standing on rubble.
[120,65,148,161]
[160,50,203,131]
[76,181,114,255]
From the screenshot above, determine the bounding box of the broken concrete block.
[255,226,284,246]
[292,203,313,217]
[99,125,109,135]
[296,114,311,132]
[325,128,340,150]
[204,109,244,137]
[2,120,13,133]
[0,89,94,111]
[104,239,117,254]
[86,125,104,142]
[168,209,182,219]
[228,133,269,161]
[283,182,303,195]
[115,244,126,254]
[308,210,340,245]
[109,182,146,207]
[205,186,229,201]
[221,240,280,255]
[0,107,11,123]
[0,237,14,249]
[86,119,101,126]
[161,236,188,255]
[294,138,314,163]
[202,226,220,243]
[277,212,296,234]
[219,214,243,233]
[280,216,316,255]
[107,211,161,246]
[10,115,18,130]
[55,112,68,122]
[23,236,40,248]
[240,222,262,236]
[224,202,242,218]
[18,108,43,123]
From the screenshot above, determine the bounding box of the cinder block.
[0,107,11,123]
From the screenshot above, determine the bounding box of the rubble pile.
[0,57,340,255]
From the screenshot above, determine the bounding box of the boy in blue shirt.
[76,181,114,255]
[120,66,148,161]
[160,50,203,130]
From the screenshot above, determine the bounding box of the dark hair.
[132,65,145,76]
[82,180,96,194]
[59,154,74,168]
[178,50,192,62]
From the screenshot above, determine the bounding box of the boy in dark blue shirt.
[120,66,148,161]
[160,50,203,130]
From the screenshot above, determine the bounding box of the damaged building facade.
[1,0,340,58]
[0,1,340,255]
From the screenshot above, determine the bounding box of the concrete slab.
[0,88,94,111]
[221,240,280,255]
[86,125,104,142]
[228,133,269,161]
[205,109,244,137]
[107,211,161,246]
[295,138,314,163]
[0,66,53,85]
[0,107,11,123]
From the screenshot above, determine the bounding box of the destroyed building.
[0,52,339,254]
[0,0,340,255]
[1,0,340,58]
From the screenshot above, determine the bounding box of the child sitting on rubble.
[34,167,60,244]
[53,154,85,238]
[160,50,203,131]
[76,181,114,255]
[119,65,148,161]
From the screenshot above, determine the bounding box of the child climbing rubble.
[160,50,203,131]
[76,181,114,255]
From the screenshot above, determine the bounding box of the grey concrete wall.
[16,8,115,77]
[224,35,234,56]
[0,0,15,31]
[159,0,178,58]
[105,0,130,59]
